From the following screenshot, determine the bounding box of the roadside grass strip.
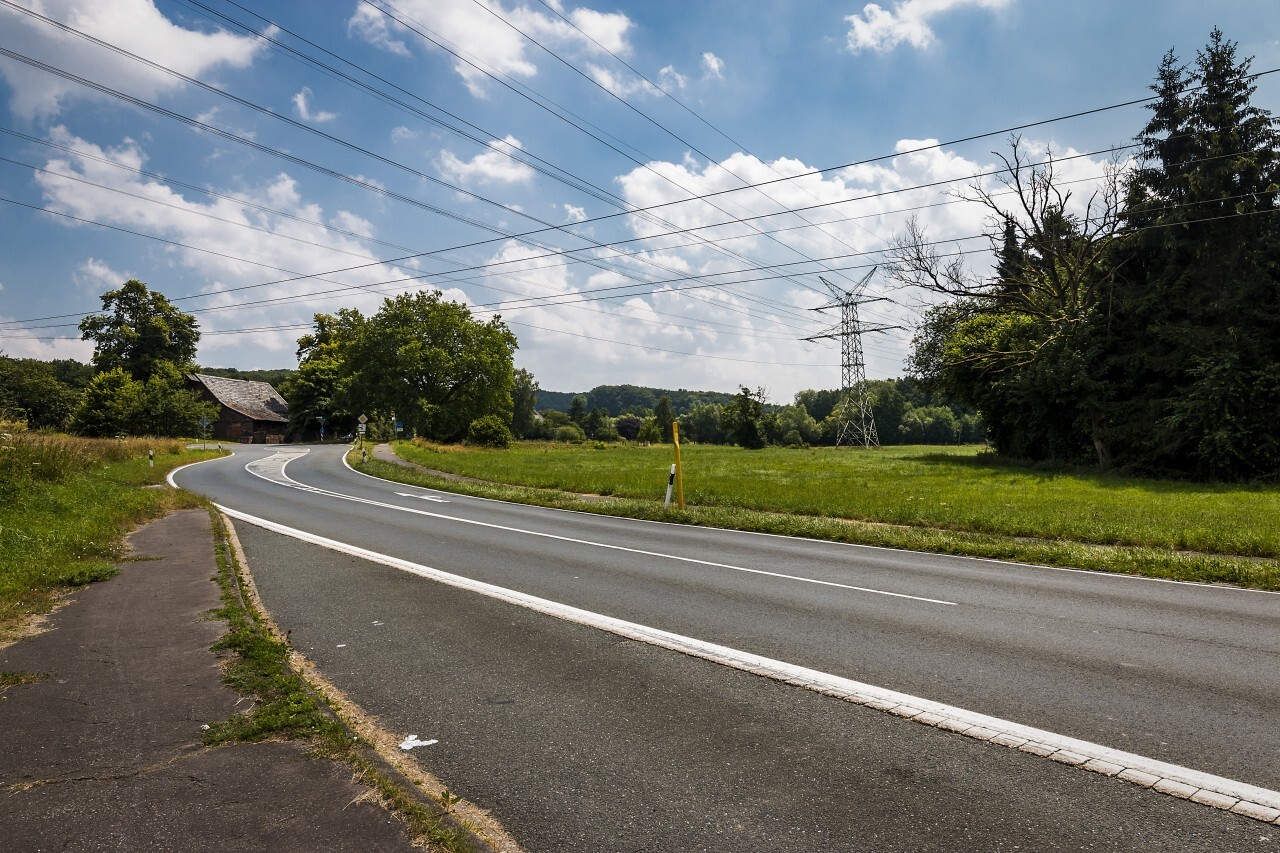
[213,504,1280,827]
[205,507,485,853]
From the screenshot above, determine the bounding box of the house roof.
[188,373,289,423]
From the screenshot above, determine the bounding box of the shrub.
[553,424,586,443]
[467,414,512,448]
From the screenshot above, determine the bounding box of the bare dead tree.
[885,135,1127,325]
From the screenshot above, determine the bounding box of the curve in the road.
[176,451,1280,827]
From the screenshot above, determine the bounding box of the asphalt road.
[175,445,1280,851]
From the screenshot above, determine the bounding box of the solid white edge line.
[217,503,1280,825]
[342,444,1280,597]
[167,449,235,488]
[267,450,957,606]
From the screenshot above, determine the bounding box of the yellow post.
[672,421,685,510]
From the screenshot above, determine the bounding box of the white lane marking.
[397,492,450,503]
[218,505,1280,823]
[249,450,955,607]
[342,447,1280,597]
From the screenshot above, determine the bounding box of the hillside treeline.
[527,379,982,447]
[896,30,1280,480]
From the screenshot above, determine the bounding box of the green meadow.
[371,440,1280,589]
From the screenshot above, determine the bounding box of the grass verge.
[204,510,483,852]
[356,448,1280,591]
[0,434,216,643]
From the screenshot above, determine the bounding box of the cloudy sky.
[1,0,1277,400]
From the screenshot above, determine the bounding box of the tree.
[79,280,199,380]
[722,386,767,449]
[887,134,1126,466]
[512,368,540,439]
[284,311,359,439]
[1106,29,1280,478]
[339,292,517,442]
[0,356,80,430]
[582,407,615,441]
[678,403,725,444]
[567,394,588,427]
[614,413,644,442]
[69,363,215,437]
[70,368,139,436]
[653,395,675,443]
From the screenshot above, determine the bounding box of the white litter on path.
[399,735,438,750]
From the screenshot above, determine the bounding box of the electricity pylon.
[803,269,899,447]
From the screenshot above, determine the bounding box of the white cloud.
[391,125,417,142]
[567,7,632,55]
[563,204,587,223]
[347,0,637,97]
[0,0,268,121]
[844,0,1012,54]
[74,258,132,296]
[586,64,660,99]
[29,129,431,364]
[701,51,725,80]
[658,65,686,90]
[437,135,535,185]
[292,87,337,123]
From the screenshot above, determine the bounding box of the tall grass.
[0,433,212,639]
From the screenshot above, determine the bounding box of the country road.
[173,445,1280,852]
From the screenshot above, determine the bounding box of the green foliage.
[1103,28,1280,479]
[582,407,617,441]
[677,403,724,444]
[567,394,588,426]
[553,424,587,443]
[467,414,513,448]
[69,363,215,438]
[334,291,517,442]
[69,368,139,436]
[635,418,662,444]
[511,368,540,438]
[653,395,675,443]
[0,356,82,430]
[79,280,199,381]
[722,386,767,449]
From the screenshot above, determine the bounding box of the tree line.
[892,29,1280,480]
[514,379,982,448]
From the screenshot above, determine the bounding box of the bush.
[553,424,587,443]
[467,414,512,448]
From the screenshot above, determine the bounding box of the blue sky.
[1,0,1277,400]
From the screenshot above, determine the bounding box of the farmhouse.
[186,373,289,443]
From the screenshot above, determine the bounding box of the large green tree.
[79,280,199,381]
[340,291,517,442]
[1106,29,1280,478]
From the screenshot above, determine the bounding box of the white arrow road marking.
[396,492,450,503]
[217,505,1280,825]
[244,450,956,607]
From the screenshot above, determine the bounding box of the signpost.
[199,417,210,450]
[357,413,368,449]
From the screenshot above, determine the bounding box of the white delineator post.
[663,463,676,508]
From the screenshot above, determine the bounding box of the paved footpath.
[0,509,420,853]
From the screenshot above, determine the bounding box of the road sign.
[358,413,368,424]
[357,423,366,435]
[395,420,403,433]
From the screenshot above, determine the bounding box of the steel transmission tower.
[803,270,899,448]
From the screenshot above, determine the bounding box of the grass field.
[0,433,215,640]
[368,439,1280,590]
